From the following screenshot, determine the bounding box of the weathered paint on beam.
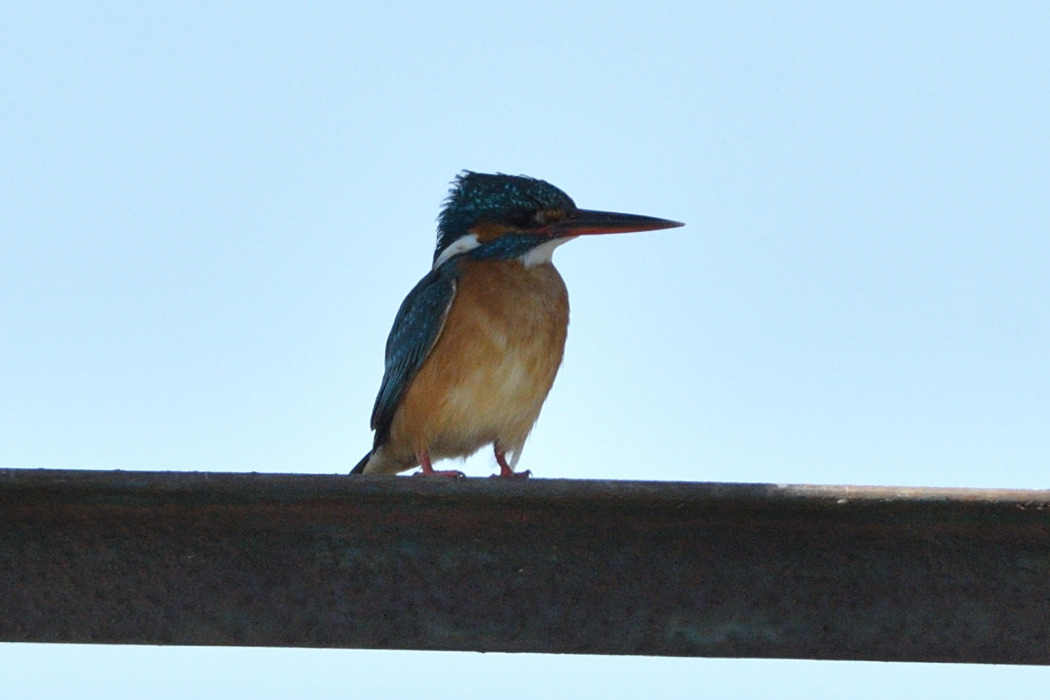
[1,468,1049,663]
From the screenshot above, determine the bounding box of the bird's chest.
[457,258,568,345]
[418,260,568,429]
[391,258,569,456]
[445,259,568,391]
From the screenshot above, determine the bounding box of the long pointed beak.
[539,209,684,237]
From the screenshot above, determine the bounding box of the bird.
[351,172,682,478]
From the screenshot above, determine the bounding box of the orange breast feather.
[386,258,569,466]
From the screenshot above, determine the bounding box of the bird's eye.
[505,208,535,228]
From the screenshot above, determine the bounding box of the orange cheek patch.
[468,221,510,242]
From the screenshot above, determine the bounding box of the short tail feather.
[350,451,371,475]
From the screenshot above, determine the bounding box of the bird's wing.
[370,265,458,445]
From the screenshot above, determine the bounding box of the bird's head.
[433,172,682,268]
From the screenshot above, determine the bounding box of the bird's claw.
[491,468,531,479]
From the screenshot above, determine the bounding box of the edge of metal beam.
[3,468,1049,663]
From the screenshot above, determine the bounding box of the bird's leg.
[414,449,465,478]
[493,446,531,479]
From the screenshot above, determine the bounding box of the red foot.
[493,448,531,479]
[413,450,465,479]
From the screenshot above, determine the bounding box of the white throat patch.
[520,236,576,267]
[433,234,481,269]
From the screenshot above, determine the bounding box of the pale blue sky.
[2,1,1048,697]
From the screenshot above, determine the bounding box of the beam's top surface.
[2,467,1048,507]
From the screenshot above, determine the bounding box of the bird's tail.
[350,451,371,475]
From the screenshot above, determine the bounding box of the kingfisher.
[351,172,682,478]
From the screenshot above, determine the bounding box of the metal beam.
[1,468,1049,663]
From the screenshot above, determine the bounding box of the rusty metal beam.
[1,468,1049,663]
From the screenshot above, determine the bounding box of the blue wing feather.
[370,264,458,446]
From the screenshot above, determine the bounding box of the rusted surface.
[1,468,1049,663]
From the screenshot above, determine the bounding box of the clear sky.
[2,1,1048,697]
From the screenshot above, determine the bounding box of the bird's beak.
[538,209,684,237]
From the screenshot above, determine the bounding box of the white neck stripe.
[433,234,481,269]
[520,236,575,267]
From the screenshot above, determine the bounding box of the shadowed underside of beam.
[1,469,1049,664]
